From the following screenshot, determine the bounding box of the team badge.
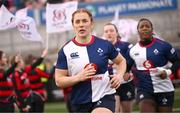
[153,49,159,55]
[97,48,103,56]
[140,94,144,99]
[127,91,132,98]
[162,98,168,105]
[170,48,175,54]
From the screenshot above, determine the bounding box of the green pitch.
[44,89,180,113]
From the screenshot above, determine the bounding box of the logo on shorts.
[127,91,132,98]
[170,48,175,54]
[97,100,102,105]
[162,98,168,105]
[140,94,144,99]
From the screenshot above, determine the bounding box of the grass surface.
[44,89,180,113]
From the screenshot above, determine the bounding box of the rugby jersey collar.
[72,35,95,46]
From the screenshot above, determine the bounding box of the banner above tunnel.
[27,0,177,24]
[78,0,177,18]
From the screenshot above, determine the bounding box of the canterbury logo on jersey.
[134,53,139,56]
[70,52,79,59]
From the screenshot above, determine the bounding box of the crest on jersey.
[170,48,175,54]
[153,49,159,55]
[97,48,103,56]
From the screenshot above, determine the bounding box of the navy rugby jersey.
[128,38,177,93]
[110,39,133,84]
[56,35,119,104]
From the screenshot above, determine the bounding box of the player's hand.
[150,67,172,79]
[76,63,97,82]
[109,74,121,89]
[123,73,132,81]
[159,70,167,79]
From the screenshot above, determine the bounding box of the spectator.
[25,49,49,113]
[10,54,32,113]
[0,50,19,113]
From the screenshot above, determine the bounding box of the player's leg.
[115,95,121,112]
[120,81,135,113]
[158,106,173,112]
[121,100,134,113]
[137,91,157,113]
[139,99,157,113]
[156,91,174,113]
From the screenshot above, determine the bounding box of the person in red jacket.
[25,49,49,113]
[10,54,32,113]
[0,50,19,113]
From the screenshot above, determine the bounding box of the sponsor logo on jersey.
[91,76,102,81]
[143,60,154,69]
